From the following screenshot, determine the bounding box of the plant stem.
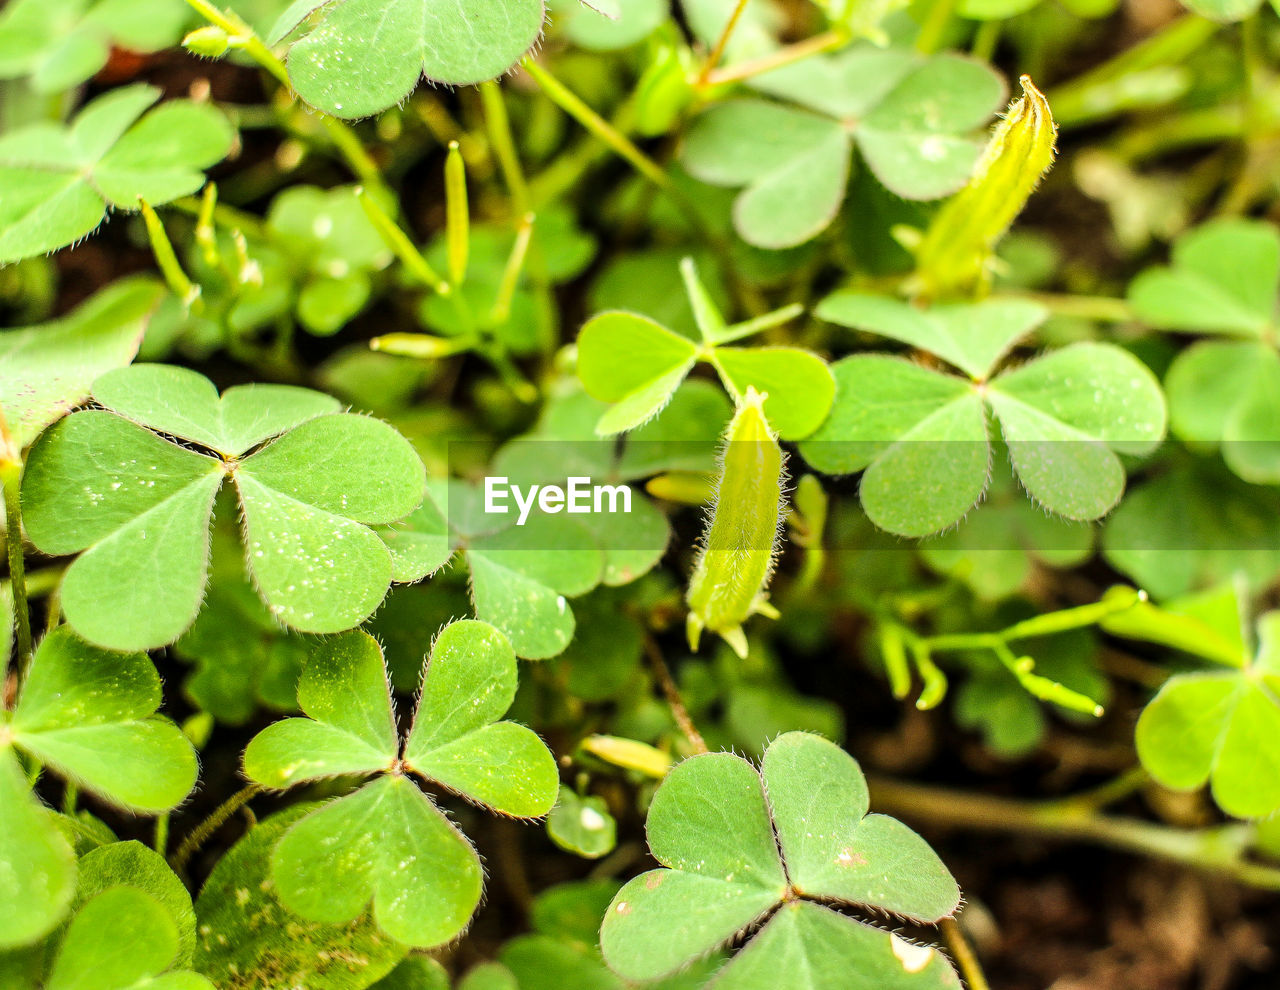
[479,80,530,215]
[155,814,170,856]
[704,29,850,86]
[868,776,1280,891]
[182,0,387,198]
[643,636,708,755]
[996,291,1134,323]
[1,460,33,690]
[915,0,960,55]
[941,917,990,990]
[171,783,261,874]
[521,57,673,192]
[696,0,750,88]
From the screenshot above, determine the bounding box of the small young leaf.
[577,311,698,435]
[0,85,234,263]
[547,786,617,859]
[9,627,198,812]
[712,347,836,440]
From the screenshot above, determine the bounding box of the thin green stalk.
[915,0,960,55]
[703,28,850,86]
[696,0,750,87]
[154,814,170,856]
[521,57,672,192]
[139,198,203,312]
[970,19,1001,62]
[996,291,1134,323]
[356,187,449,293]
[479,80,530,215]
[941,917,990,990]
[62,782,78,815]
[445,141,470,287]
[492,212,536,324]
[1,460,33,689]
[171,783,262,874]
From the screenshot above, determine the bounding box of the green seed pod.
[686,387,786,659]
[183,26,230,58]
[911,75,1058,301]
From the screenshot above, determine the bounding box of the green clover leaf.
[44,886,214,990]
[0,277,161,463]
[242,623,558,948]
[800,296,1166,535]
[0,84,235,264]
[270,0,547,119]
[194,804,409,989]
[0,749,76,949]
[1102,458,1280,600]
[577,259,833,438]
[5,626,198,813]
[1135,610,1280,819]
[680,49,1004,248]
[21,364,425,651]
[0,0,190,93]
[1128,218,1280,483]
[600,732,960,987]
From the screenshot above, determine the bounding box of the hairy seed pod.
[686,387,785,659]
[912,75,1057,301]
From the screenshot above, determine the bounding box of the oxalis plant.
[3,0,1280,988]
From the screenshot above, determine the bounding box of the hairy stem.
[941,917,991,990]
[704,29,850,86]
[643,636,708,755]
[171,783,262,874]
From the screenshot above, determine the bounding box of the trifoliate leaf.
[600,733,959,984]
[21,366,424,650]
[0,84,234,263]
[681,49,1003,247]
[277,0,548,119]
[8,627,197,812]
[0,0,190,93]
[800,342,1166,536]
[0,278,160,461]
[243,624,557,948]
